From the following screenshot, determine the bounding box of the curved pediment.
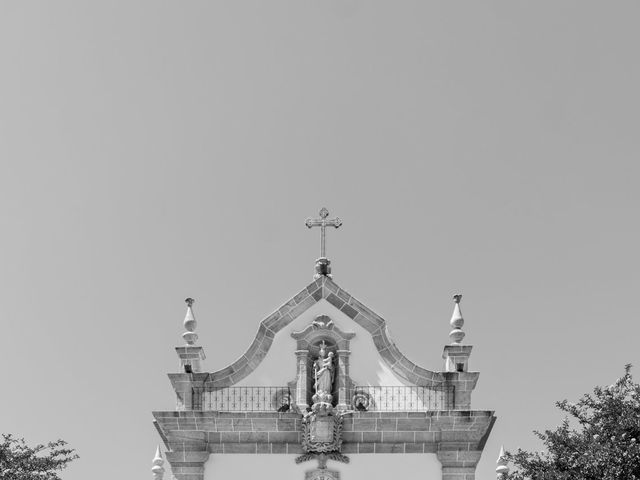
[290,315,356,352]
[204,276,443,388]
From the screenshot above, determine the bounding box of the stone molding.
[164,450,210,480]
[176,346,206,373]
[291,321,356,352]
[200,276,446,389]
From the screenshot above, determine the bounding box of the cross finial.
[305,207,342,258]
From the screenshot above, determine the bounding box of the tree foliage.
[0,434,78,480]
[505,364,640,480]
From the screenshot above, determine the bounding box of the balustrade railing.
[350,385,454,411]
[192,386,292,412]
[188,385,453,412]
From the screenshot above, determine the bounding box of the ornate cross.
[305,208,342,258]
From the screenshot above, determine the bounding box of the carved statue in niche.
[291,319,354,471]
[313,342,335,397]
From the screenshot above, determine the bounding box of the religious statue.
[313,343,335,396]
[298,340,351,469]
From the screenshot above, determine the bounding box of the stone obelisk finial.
[176,297,206,373]
[305,207,342,279]
[182,297,198,346]
[496,445,509,479]
[449,294,465,344]
[151,445,165,480]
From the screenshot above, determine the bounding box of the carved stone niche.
[291,315,355,411]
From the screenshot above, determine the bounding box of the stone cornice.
[152,409,496,457]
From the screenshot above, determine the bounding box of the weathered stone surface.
[340,303,358,319]
[153,408,495,472]
[224,443,257,453]
[164,451,209,480]
[437,449,483,479]
[290,295,317,320]
[293,288,311,304]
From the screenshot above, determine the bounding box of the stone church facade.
[152,210,495,480]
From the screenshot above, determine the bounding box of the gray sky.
[1,1,639,478]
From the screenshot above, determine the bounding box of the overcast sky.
[1,2,639,479]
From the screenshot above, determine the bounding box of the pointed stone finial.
[152,446,165,480]
[182,298,198,345]
[496,445,509,479]
[449,294,465,344]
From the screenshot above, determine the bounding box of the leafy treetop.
[0,434,78,480]
[505,364,640,480]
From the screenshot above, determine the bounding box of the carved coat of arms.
[302,413,344,453]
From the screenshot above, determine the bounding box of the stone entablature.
[154,410,494,453]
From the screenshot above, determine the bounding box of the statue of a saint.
[314,344,335,396]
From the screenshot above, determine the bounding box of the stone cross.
[305,208,342,258]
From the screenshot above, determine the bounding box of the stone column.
[336,349,351,410]
[437,450,482,480]
[295,350,310,411]
[165,451,210,480]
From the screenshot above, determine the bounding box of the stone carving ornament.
[305,467,341,480]
[351,390,372,412]
[313,342,335,399]
[299,414,345,455]
[297,340,350,467]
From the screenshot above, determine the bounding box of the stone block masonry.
[153,409,494,479]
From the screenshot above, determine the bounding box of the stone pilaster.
[176,346,206,373]
[168,373,207,411]
[437,450,482,480]
[442,345,473,373]
[154,410,495,461]
[295,350,310,410]
[336,349,351,410]
[443,371,480,410]
[165,451,210,480]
